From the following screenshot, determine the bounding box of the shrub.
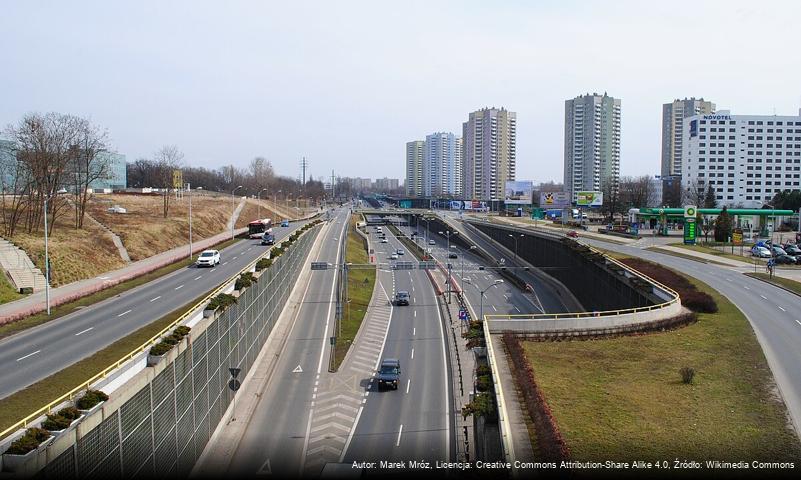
[461,392,496,420]
[174,326,191,337]
[681,290,718,313]
[619,258,718,313]
[475,375,493,392]
[235,272,256,291]
[76,390,108,410]
[6,428,51,455]
[256,258,273,271]
[680,367,696,384]
[57,406,81,421]
[476,365,492,377]
[149,341,173,357]
[161,335,179,346]
[207,293,237,311]
[42,414,71,431]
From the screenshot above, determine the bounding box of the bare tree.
[153,145,184,218]
[68,117,110,229]
[599,177,621,222]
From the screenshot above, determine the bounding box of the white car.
[381,238,388,243]
[390,253,399,260]
[429,240,436,245]
[196,249,221,267]
[751,246,772,258]
[107,205,127,214]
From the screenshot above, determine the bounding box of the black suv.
[377,359,401,390]
[394,291,410,306]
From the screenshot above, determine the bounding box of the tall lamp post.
[43,189,66,315]
[187,183,193,262]
[257,188,268,219]
[438,230,458,251]
[508,233,524,261]
[232,185,243,239]
[462,278,504,321]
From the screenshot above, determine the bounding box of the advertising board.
[576,191,603,207]
[539,191,570,208]
[504,180,534,205]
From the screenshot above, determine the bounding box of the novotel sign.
[702,114,732,120]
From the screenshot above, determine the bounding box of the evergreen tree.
[714,206,733,242]
[703,184,717,208]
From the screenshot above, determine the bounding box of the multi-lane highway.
[344,224,453,465]
[0,219,310,400]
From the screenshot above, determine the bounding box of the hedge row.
[618,258,718,313]
[503,332,571,462]
[148,325,192,357]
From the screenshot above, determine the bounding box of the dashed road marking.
[396,425,403,446]
[75,327,93,336]
[150,296,161,302]
[16,350,40,362]
[175,285,184,290]
[779,306,786,312]
[194,275,202,280]
[760,294,767,300]
[405,379,410,394]
[118,309,132,317]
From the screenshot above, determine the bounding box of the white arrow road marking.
[75,327,93,336]
[118,310,132,317]
[256,458,271,475]
[293,365,303,373]
[16,350,40,362]
[149,296,161,302]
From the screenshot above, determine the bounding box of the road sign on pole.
[458,309,467,320]
[229,367,241,379]
[228,379,241,391]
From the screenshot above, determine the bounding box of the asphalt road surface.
[0,219,310,400]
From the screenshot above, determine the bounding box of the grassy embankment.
[519,258,801,463]
[745,272,801,296]
[332,214,376,370]
[0,237,238,339]
[0,275,23,305]
[669,242,757,264]
[0,286,218,434]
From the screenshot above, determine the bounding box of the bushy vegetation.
[75,390,109,410]
[235,271,256,291]
[207,293,237,311]
[619,257,718,313]
[256,257,273,271]
[5,427,51,455]
[148,325,192,357]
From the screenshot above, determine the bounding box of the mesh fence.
[38,225,321,479]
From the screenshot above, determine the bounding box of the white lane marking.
[744,285,750,290]
[491,305,497,312]
[194,275,202,280]
[396,424,403,446]
[247,248,252,252]
[514,306,521,313]
[149,296,161,302]
[760,294,767,300]
[411,348,414,359]
[405,379,411,394]
[414,311,417,318]
[503,294,509,299]
[118,309,132,317]
[222,262,229,265]
[413,327,416,336]
[75,327,93,336]
[796,320,801,326]
[726,278,732,282]
[175,285,184,290]
[778,306,786,312]
[232,256,238,260]
[16,350,41,362]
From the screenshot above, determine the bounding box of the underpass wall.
[470,222,656,311]
[12,224,322,479]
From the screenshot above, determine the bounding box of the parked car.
[448,252,458,259]
[396,249,404,256]
[566,230,579,238]
[261,233,275,245]
[377,358,401,390]
[381,238,388,243]
[281,219,290,227]
[774,254,798,265]
[783,244,801,256]
[390,253,398,260]
[394,291,410,306]
[751,246,772,258]
[196,250,220,267]
[107,205,127,214]
[771,246,789,257]
[429,239,436,245]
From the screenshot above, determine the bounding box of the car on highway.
[751,246,772,258]
[196,249,220,267]
[261,232,275,245]
[381,238,388,243]
[448,252,458,259]
[281,219,290,227]
[377,358,401,390]
[394,291,410,306]
[396,248,404,255]
[429,239,436,245]
[566,230,579,238]
[390,253,398,260]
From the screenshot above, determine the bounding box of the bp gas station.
[628,206,797,245]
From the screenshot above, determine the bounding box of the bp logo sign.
[684,206,697,218]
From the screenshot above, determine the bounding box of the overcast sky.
[2,0,800,184]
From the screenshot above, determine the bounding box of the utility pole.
[301,157,308,187]
[331,170,336,203]
[187,183,193,262]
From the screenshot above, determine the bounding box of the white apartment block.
[661,98,715,177]
[423,132,462,197]
[462,107,516,201]
[681,110,801,207]
[563,93,620,203]
[405,140,424,197]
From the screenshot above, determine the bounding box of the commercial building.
[405,140,424,197]
[462,107,516,201]
[661,98,715,177]
[423,132,462,197]
[563,93,620,203]
[681,110,801,207]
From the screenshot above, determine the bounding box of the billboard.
[576,191,603,207]
[539,191,570,208]
[504,180,534,205]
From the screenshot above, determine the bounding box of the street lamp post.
[187,183,193,262]
[232,185,243,239]
[43,196,52,315]
[508,233,524,261]
[257,188,268,219]
[463,278,504,321]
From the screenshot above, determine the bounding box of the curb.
[743,272,801,298]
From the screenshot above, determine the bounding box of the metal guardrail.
[0,217,322,441]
